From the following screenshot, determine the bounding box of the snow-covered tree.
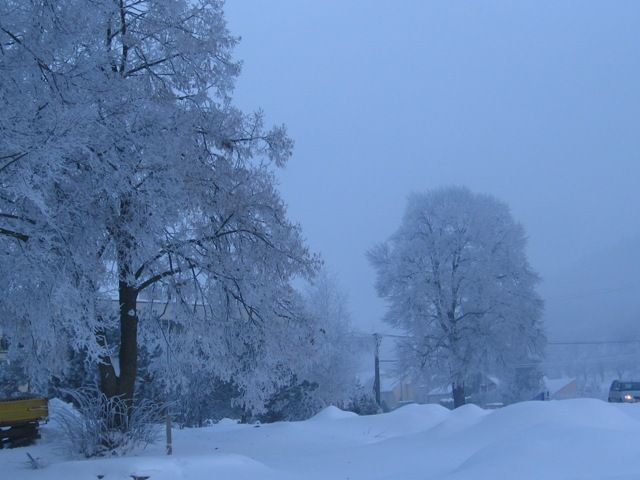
[294,271,362,415]
[0,0,318,413]
[368,186,545,407]
[255,270,363,421]
[142,270,362,423]
[0,0,109,388]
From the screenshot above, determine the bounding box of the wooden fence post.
[165,411,172,455]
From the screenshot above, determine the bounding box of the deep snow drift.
[3,399,640,479]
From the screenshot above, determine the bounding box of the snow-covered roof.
[543,376,576,395]
[428,384,452,396]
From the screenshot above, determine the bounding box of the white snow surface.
[4,399,640,479]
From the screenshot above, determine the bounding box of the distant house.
[542,376,577,400]
[425,384,452,406]
[358,335,505,410]
[379,376,419,411]
[425,373,501,408]
[376,372,502,410]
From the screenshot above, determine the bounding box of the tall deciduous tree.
[0,0,317,411]
[295,271,362,414]
[368,186,545,407]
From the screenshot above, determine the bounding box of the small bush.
[53,387,164,457]
[343,392,381,416]
[258,379,320,423]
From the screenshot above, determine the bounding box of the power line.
[548,340,640,346]
[354,331,640,346]
[546,282,640,303]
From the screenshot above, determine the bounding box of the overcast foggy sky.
[225,1,640,339]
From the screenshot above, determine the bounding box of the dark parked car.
[608,380,640,403]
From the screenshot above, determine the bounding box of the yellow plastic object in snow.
[0,397,48,426]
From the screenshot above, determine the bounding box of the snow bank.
[309,405,358,421]
[4,399,640,479]
[450,400,640,480]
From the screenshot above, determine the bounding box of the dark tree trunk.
[452,383,466,408]
[95,277,139,430]
[117,279,138,407]
[112,196,139,408]
[96,195,140,428]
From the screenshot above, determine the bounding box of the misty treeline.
[0,0,548,444]
[0,0,371,432]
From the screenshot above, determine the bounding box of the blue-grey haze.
[226,0,640,340]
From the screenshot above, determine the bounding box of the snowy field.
[3,399,640,480]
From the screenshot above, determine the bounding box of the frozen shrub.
[344,392,380,416]
[53,387,164,457]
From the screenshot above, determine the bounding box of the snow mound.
[451,400,640,480]
[310,405,358,421]
[39,453,277,480]
[6,398,640,480]
[216,417,241,427]
[47,397,77,420]
[474,398,637,437]
[387,402,450,418]
[449,402,487,420]
[425,403,487,437]
[382,402,452,434]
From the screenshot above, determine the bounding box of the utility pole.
[373,333,381,407]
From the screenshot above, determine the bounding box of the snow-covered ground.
[3,399,640,479]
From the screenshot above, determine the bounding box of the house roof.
[428,384,452,396]
[543,376,576,395]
